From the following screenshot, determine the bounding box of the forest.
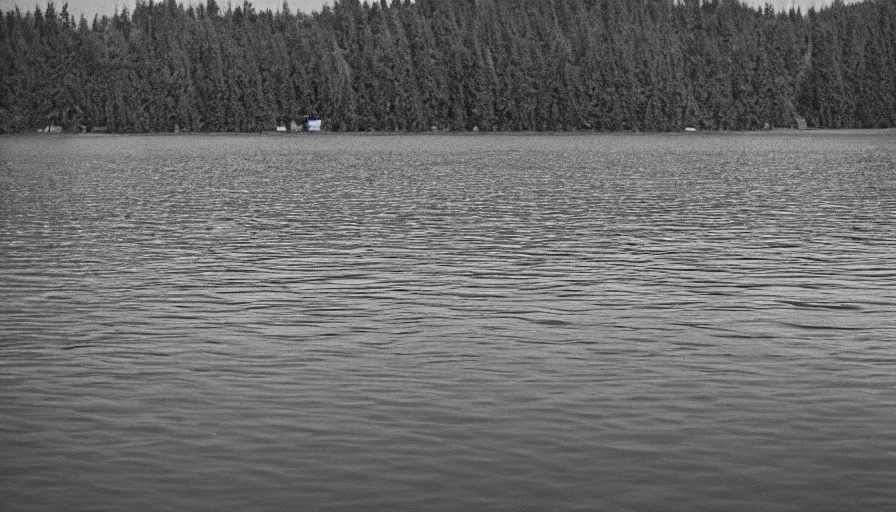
[1,0,895,133]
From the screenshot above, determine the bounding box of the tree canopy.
[1,0,894,132]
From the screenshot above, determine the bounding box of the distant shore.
[8,127,895,137]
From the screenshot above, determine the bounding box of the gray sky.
[0,0,863,19]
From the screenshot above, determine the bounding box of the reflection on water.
[1,132,895,511]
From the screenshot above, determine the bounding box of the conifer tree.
[1,0,894,134]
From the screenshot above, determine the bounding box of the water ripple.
[2,132,895,511]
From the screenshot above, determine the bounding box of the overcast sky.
[0,0,863,20]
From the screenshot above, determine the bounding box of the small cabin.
[304,115,322,132]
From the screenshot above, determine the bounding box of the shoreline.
[5,127,895,138]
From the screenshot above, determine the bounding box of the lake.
[1,132,895,511]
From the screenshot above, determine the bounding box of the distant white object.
[276,125,287,132]
[306,119,321,132]
[685,127,697,132]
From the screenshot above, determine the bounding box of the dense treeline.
[1,0,895,133]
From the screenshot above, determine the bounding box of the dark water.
[1,132,895,511]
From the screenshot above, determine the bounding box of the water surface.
[2,132,895,511]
